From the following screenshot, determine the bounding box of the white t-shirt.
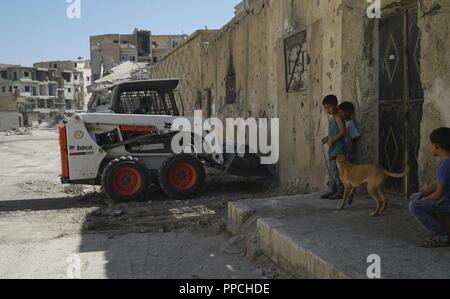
[345,120,361,155]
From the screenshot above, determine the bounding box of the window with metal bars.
[226,73,236,104]
[285,30,308,92]
[119,90,175,115]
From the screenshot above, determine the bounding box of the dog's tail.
[384,163,411,178]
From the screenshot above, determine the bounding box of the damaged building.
[34,59,91,111]
[0,65,59,126]
[151,0,450,196]
[0,59,90,127]
[90,28,187,81]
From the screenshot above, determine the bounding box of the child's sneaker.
[329,193,344,200]
[321,193,334,199]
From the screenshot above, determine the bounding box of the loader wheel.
[102,157,149,202]
[159,154,205,200]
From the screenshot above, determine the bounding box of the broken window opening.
[284,30,308,92]
[37,99,45,109]
[226,72,237,105]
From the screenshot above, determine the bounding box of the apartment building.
[90,28,186,81]
[75,59,92,110]
[0,65,60,125]
[33,60,89,111]
[0,58,90,126]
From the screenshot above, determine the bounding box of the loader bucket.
[226,153,273,178]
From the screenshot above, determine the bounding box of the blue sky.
[0,0,241,66]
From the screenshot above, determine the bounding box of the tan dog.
[335,155,410,217]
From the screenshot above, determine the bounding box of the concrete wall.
[340,0,450,188]
[90,39,122,80]
[0,96,19,131]
[152,35,188,62]
[152,30,218,115]
[152,0,345,192]
[0,112,20,131]
[417,0,450,186]
[151,0,450,193]
[0,96,18,111]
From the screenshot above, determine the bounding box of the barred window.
[285,30,308,92]
[119,90,175,115]
[226,73,236,104]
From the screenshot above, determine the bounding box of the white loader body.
[60,113,196,183]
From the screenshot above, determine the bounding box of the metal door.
[379,7,424,196]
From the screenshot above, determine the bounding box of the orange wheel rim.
[112,167,142,196]
[169,163,198,191]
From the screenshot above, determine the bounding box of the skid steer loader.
[59,79,272,202]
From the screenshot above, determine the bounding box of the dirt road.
[0,129,288,279]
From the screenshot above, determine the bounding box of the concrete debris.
[0,128,32,136]
[97,206,126,218]
[245,237,265,262]
[220,235,247,255]
[0,130,291,278]
[253,267,273,278]
[47,114,69,128]
[90,61,152,93]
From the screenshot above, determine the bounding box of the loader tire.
[158,154,205,200]
[102,157,149,203]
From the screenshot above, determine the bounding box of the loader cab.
[87,89,114,113]
[87,79,183,116]
[111,79,181,116]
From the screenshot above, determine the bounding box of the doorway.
[379,5,424,196]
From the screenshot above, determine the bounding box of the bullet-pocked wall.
[340,0,450,189]
[152,0,345,193]
[417,0,450,186]
[152,30,218,115]
[152,0,450,194]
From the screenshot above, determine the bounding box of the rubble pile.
[89,61,153,93]
[0,127,32,136]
